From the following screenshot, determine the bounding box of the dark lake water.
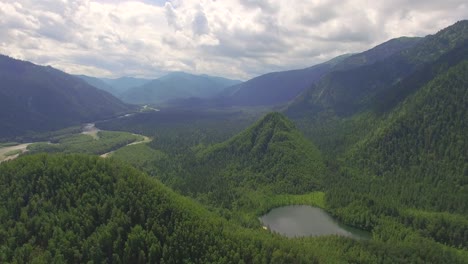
[260,205,371,239]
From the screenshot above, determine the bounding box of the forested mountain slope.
[220,63,333,106]
[343,60,468,213]
[332,37,421,71]
[325,60,468,250]
[0,55,131,139]
[373,38,468,113]
[284,20,468,159]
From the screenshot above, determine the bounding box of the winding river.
[0,143,33,163]
[0,120,150,162]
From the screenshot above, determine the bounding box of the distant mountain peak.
[119,72,242,105]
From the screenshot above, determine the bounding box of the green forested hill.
[2,154,466,263]
[171,112,326,209]
[0,154,318,263]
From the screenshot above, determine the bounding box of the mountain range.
[75,75,150,97]
[78,72,241,105]
[118,72,241,105]
[101,76,151,94]
[0,55,131,139]
[286,20,468,117]
[166,36,422,109]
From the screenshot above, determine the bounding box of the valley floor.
[0,143,32,163]
[0,121,151,162]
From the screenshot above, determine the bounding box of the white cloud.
[0,0,466,80]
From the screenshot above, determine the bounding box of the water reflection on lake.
[260,205,371,239]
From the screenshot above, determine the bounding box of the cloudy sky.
[0,0,466,80]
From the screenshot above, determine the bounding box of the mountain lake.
[260,205,371,239]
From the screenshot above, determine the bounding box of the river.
[0,120,150,162]
[0,143,32,163]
